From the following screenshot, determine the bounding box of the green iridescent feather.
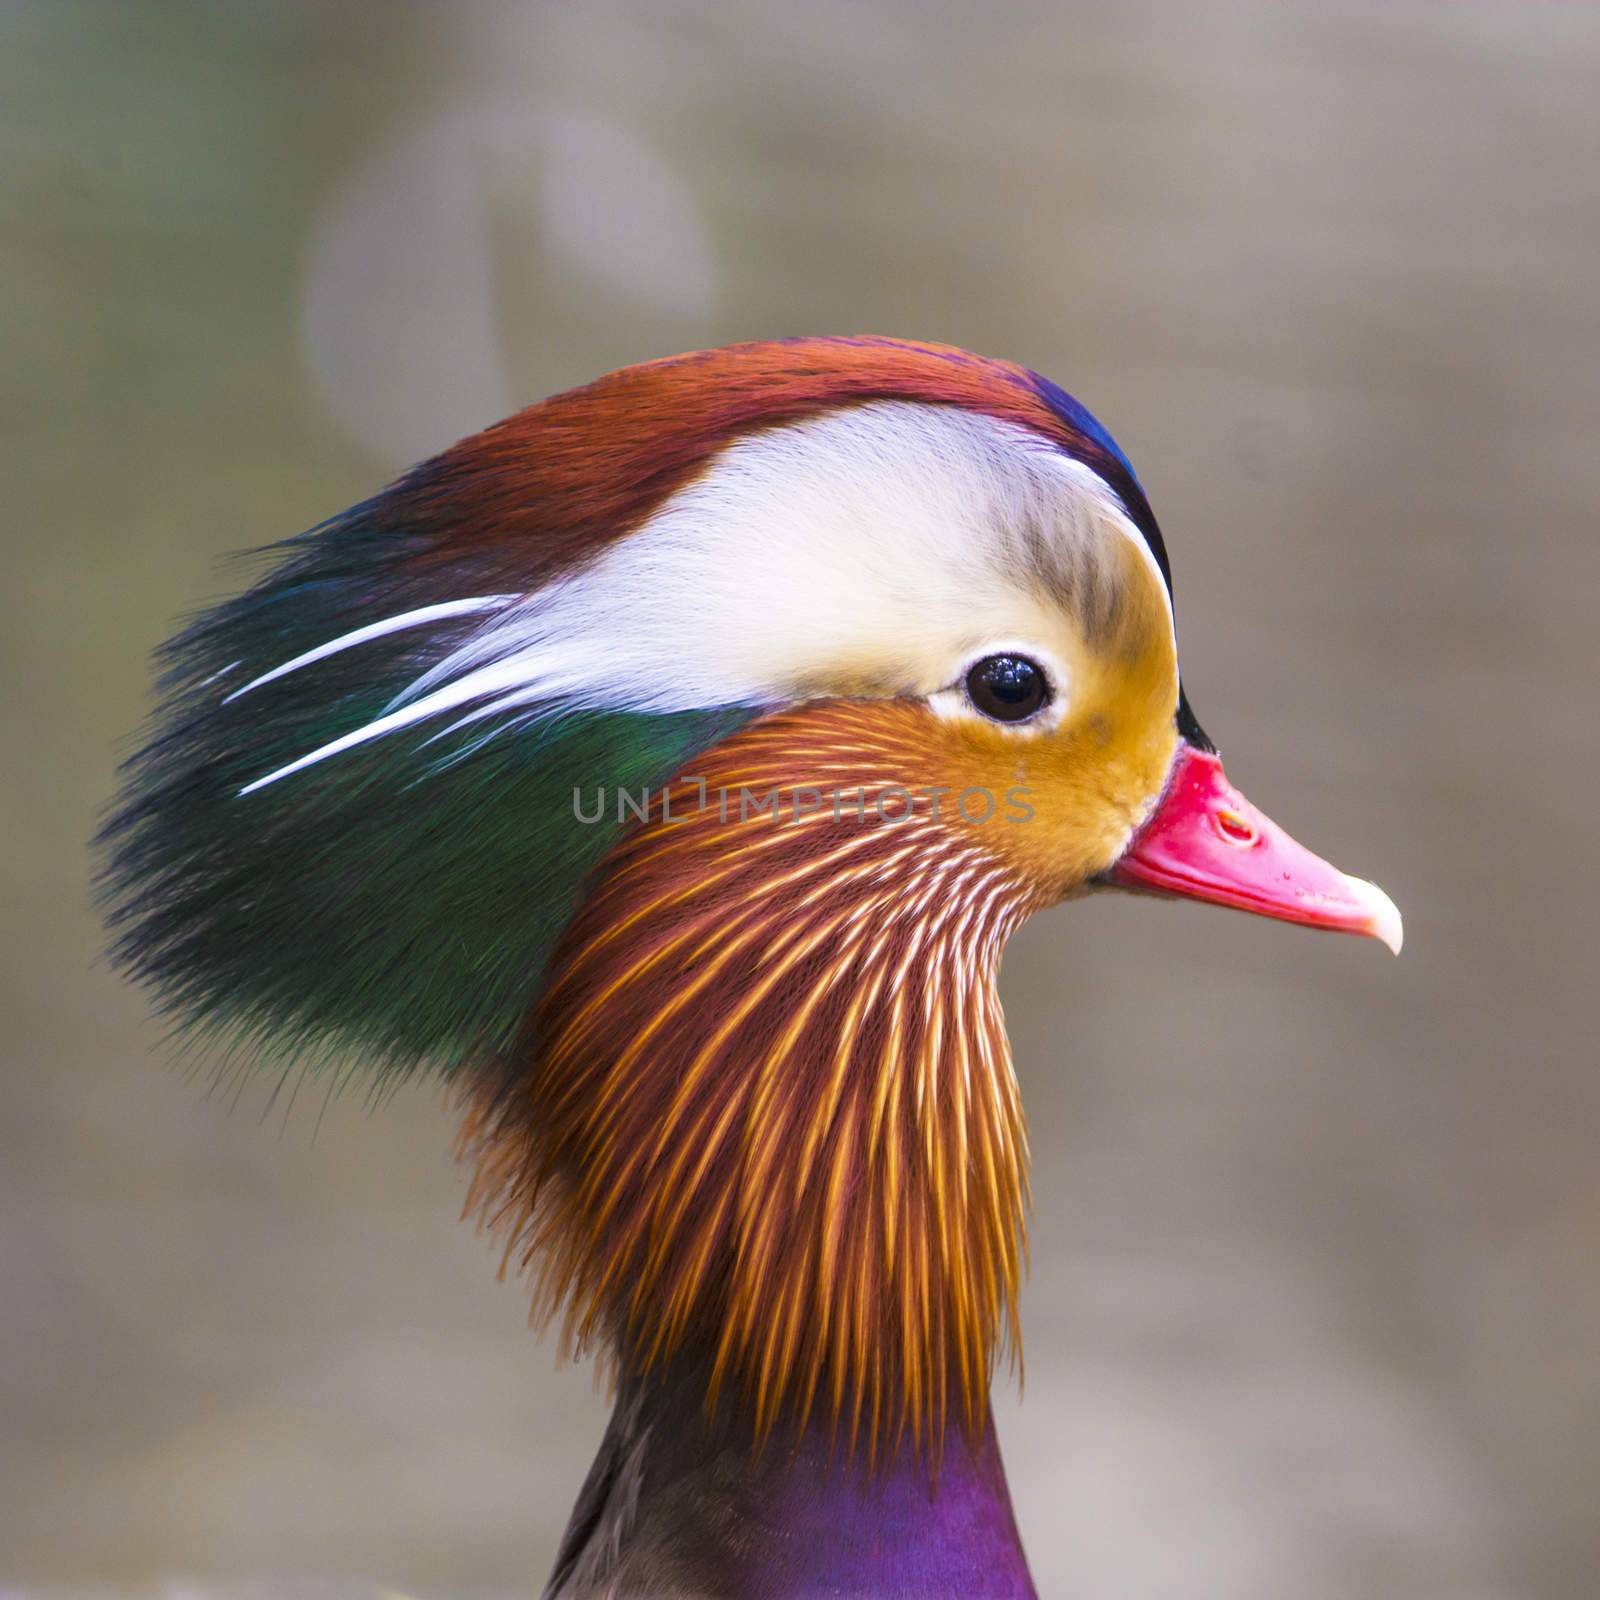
[99,489,756,1082]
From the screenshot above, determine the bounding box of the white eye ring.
[927,642,1070,732]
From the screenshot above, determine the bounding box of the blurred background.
[3,2,1597,1596]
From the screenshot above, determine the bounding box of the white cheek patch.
[237,401,1173,793]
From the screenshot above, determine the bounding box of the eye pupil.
[965,654,1050,723]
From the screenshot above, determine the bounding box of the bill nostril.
[1214,807,1257,846]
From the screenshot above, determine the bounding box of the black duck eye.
[964,654,1051,723]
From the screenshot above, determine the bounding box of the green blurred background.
[3,3,1597,1596]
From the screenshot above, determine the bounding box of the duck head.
[102,337,1399,1457]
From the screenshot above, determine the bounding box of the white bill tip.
[1344,874,1404,955]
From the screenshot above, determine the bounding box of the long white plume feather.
[224,595,515,703]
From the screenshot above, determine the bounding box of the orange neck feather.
[459,700,1043,1455]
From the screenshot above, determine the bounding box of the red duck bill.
[1109,743,1403,954]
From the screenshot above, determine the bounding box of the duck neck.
[544,1348,1035,1599]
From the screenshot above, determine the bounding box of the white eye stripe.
[234,403,1172,794]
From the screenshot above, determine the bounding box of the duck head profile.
[102,337,1400,1597]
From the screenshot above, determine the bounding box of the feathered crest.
[98,468,751,1078]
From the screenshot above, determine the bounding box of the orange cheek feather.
[938,701,1179,899]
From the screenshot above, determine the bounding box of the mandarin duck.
[102,337,1401,1598]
